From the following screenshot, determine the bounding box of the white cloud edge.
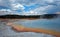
[0,0,60,15]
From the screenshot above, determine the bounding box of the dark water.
[0,18,60,37]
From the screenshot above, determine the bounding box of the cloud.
[56,12,60,14]
[0,0,60,15]
[0,9,12,15]
[11,3,25,10]
[0,0,11,8]
[22,5,56,15]
[0,9,22,15]
[10,0,60,15]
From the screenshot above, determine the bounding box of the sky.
[0,0,60,15]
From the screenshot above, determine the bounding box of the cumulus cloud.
[22,5,58,15]
[10,0,60,15]
[0,0,60,15]
[11,3,25,10]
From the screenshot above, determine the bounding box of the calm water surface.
[0,18,60,37]
[14,18,60,32]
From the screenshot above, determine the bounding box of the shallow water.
[13,18,60,32]
[0,18,60,37]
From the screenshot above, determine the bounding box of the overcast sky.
[0,0,60,15]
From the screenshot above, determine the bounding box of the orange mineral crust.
[9,24,60,37]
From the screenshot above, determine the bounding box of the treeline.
[0,14,59,19]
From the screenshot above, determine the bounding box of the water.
[0,18,60,37]
[13,18,60,32]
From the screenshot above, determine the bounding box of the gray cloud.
[0,0,60,15]
[0,0,11,8]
